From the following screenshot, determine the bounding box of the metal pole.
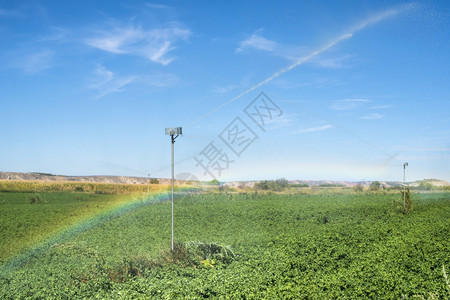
[165,127,181,252]
[403,166,405,213]
[171,135,174,251]
[403,162,408,214]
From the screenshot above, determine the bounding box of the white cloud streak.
[210,85,239,94]
[236,29,305,61]
[86,25,191,65]
[236,30,277,52]
[361,113,384,120]
[17,49,55,74]
[89,65,179,99]
[295,125,333,134]
[187,3,413,127]
[90,65,138,99]
[330,99,371,110]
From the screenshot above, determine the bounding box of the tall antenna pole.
[171,134,174,251]
[165,127,182,251]
[403,162,408,214]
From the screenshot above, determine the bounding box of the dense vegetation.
[254,178,289,191]
[0,180,171,194]
[0,188,448,299]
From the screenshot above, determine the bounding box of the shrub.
[29,194,44,204]
[317,215,329,224]
[185,241,235,266]
[369,181,381,191]
[255,178,289,191]
[353,184,364,193]
[208,179,220,185]
[291,183,309,188]
[403,187,412,214]
[418,181,433,191]
[109,255,159,282]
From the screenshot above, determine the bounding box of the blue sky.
[0,0,449,182]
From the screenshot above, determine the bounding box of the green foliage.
[392,188,413,215]
[149,178,159,184]
[255,178,289,191]
[106,241,235,282]
[0,191,449,299]
[208,179,220,185]
[354,184,364,192]
[404,187,412,214]
[184,241,235,266]
[290,183,309,188]
[318,183,344,187]
[30,172,55,176]
[369,181,381,191]
[0,180,169,194]
[0,192,128,261]
[418,181,434,191]
[29,193,44,204]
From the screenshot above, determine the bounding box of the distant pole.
[147,173,150,193]
[403,162,408,213]
[171,135,174,251]
[165,127,182,251]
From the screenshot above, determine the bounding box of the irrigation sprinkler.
[165,127,182,251]
[403,162,408,213]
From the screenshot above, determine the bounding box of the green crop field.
[0,189,449,299]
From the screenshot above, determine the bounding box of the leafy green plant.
[185,241,235,266]
[369,181,381,191]
[353,184,364,193]
[255,178,289,191]
[29,193,44,204]
[403,187,412,214]
[1,191,448,298]
[109,255,159,282]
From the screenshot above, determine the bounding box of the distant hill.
[0,172,171,185]
[223,179,450,189]
[0,172,448,188]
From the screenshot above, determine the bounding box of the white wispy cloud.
[210,85,239,94]
[15,49,55,74]
[141,72,180,87]
[273,76,342,89]
[236,29,305,61]
[236,29,352,68]
[361,113,384,120]
[264,114,297,130]
[37,27,69,43]
[399,147,450,152]
[309,54,353,68]
[295,124,333,134]
[86,24,191,65]
[89,65,179,99]
[236,29,277,52]
[369,104,393,110]
[330,99,371,110]
[90,65,138,99]
[280,99,310,103]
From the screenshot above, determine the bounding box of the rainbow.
[0,190,178,275]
